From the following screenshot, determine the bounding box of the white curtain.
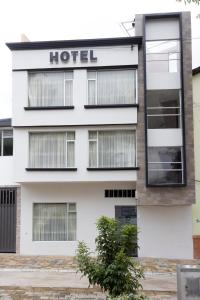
[33,203,76,241]
[29,72,73,106]
[89,131,135,168]
[29,132,66,168]
[88,70,136,105]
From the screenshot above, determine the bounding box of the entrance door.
[115,205,137,256]
[0,188,16,253]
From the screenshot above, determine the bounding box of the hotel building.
[0,11,195,258]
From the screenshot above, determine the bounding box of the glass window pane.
[87,71,96,80]
[148,146,183,185]
[65,71,73,80]
[29,133,66,168]
[89,131,97,140]
[33,203,68,241]
[147,90,181,129]
[67,132,75,140]
[98,131,135,168]
[67,141,75,168]
[89,141,97,167]
[65,80,73,106]
[69,203,76,212]
[147,115,180,129]
[146,40,180,74]
[97,70,136,105]
[29,72,65,107]
[88,80,96,105]
[3,130,13,138]
[148,147,182,163]
[148,170,183,185]
[3,138,13,156]
[68,212,76,241]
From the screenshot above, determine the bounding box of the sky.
[0,0,200,118]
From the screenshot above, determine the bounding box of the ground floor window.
[115,205,137,257]
[33,203,76,241]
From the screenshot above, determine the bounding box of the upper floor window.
[28,71,73,107]
[147,89,181,129]
[0,129,13,156]
[146,40,180,74]
[87,69,137,105]
[88,130,136,168]
[29,132,75,168]
[147,146,184,185]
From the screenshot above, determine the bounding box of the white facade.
[20,183,192,258]
[1,13,194,259]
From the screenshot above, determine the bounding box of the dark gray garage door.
[0,188,16,253]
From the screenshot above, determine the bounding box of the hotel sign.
[50,50,97,64]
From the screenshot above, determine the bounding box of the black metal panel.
[6,36,143,51]
[0,188,16,253]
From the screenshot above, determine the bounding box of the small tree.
[76,216,145,299]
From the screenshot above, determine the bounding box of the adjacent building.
[0,11,194,258]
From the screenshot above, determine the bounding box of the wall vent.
[104,189,135,198]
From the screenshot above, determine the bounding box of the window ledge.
[26,168,77,171]
[24,106,74,110]
[84,104,139,109]
[87,167,139,171]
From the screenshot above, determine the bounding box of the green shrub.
[76,216,144,297]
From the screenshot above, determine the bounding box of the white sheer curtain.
[89,130,135,168]
[29,72,73,106]
[33,203,76,241]
[88,70,136,105]
[29,132,66,168]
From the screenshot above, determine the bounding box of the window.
[33,203,76,241]
[146,40,180,73]
[0,129,13,156]
[88,130,136,168]
[28,71,73,107]
[147,90,181,129]
[148,146,184,185]
[87,69,136,105]
[29,132,75,168]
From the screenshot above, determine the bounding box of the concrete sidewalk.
[0,268,177,292]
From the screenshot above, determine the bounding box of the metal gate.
[0,188,16,253]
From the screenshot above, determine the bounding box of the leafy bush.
[76,216,144,297]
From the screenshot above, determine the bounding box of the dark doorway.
[115,205,137,257]
[0,188,16,253]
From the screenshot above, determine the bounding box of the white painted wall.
[12,70,137,127]
[20,182,136,255]
[12,45,138,70]
[0,156,15,185]
[13,126,137,183]
[20,183,192,258]
[148,129,183,147]
[138,205,193,259]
